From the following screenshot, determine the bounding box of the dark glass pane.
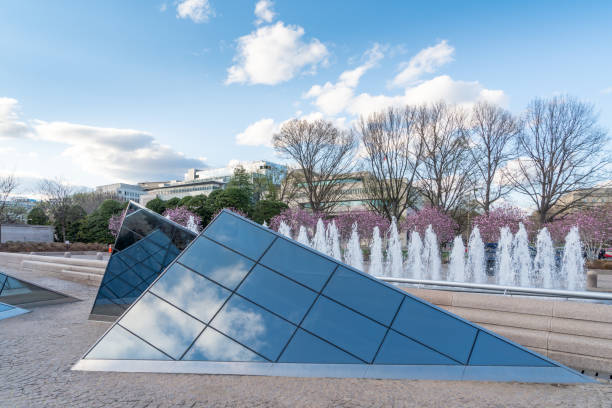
[374,330,458,365]
[178,237,254,289]
[182,328,266,362]
[150,263,230,323]
[259,238,336,292]
[236,265,317,324]
[279,329,361,364]
[0,272,67,306]
[86,325,171,360]
[210,294,295,361]
[469,331,553,367]
[104,276,134,299]
[204,211,275,260]
[323,266,403,326]
[301,296,386,363]
[119,292,205,359]
[392,296,477,364]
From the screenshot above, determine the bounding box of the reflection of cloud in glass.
[182,328,264,361]
[87,325,170,360]
[150,263,229,323]
[119,293,204,359]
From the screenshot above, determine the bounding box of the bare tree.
[273,166,302,203]
[467,102,520,213]
[414,102,475,216]
[73,191,120,214]
[506,96,610,224]
[273,119,357,214]
[359,106,422,220]
[38,178,76,242]
[0,174,19,243]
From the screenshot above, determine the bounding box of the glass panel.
[0,302,13,312]
[204,211,275,260]
[150,263,230,323]
[236,265,317,325]
[103,276,134,299]
[322,266,403,326]
[392,296,477,364]
[301,296,386,363]
[210,294,295,361]
[86,325,171,360]
[259,238,336,292]
[178,237,254,289]
[182,328,266,362]
[468,331,553,367]
[0,272,66,305]
[374,330,458,365]
[119,292,205,360]
[278,329,361,364]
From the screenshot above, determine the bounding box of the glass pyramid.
[89,202,197,321]
[0,271,76,307]
[0,301,29,321]
[75,210,591,383]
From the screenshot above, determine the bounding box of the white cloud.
[159,3,167,12]
[235,118,279,147]
[304,44,384,116]
[254,0,275,25]
[176,0,213,23]
[391,40,454,87]
[226,21,328,85]
[0,97,30,139]
[601,86,612,95]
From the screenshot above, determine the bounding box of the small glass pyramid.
[75,210,591,383]
[0,301,29,321]
[89,201,197,321]
[0,271,76,307]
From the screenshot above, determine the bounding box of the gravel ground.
[1,267,611,408]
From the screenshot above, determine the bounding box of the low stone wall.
[0,252,106,285]
[405,287,612,378]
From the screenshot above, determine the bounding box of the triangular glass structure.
[0,271,76,307]
[75,210,592,383]
[0,301,29,321]
[89,201,197,321]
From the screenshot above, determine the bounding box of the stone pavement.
[1,267,611,408]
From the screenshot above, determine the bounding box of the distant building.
[139,180,224,206]
[0,197,38,223]
[95,183,145,203]
[185,160,286,184]
[554,185,612,215]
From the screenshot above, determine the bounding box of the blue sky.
[1,0,611,192]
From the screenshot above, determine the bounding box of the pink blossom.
[162,206,202,230]
[108,213,125,238]
[472,206,533,243]
[402,207,458,244]
[332,210,390,241]
[269,208,324,236]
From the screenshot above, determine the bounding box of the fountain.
[278,221,292,239]
[326,221,342,261]
[262,220,268,228]
[296,226,311,247]
[369,226,384,276]
[312,218,329,255]
[406,230,424,280]
[533,227,554,289]
[386,217,403,278]
[422,225,441,281]
[512,223,531,287]
[466,226,486,283]
[562,226,585,291]
[186,215,200,234]
[344,223,364,271]
[448,235,465,282]
[496,227,514,285]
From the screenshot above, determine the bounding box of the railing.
[375,276,612,301]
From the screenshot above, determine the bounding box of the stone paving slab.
[1,266,611,408]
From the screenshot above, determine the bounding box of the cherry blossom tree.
[269,208,323,235]
[108,213,125,238]
[332,210,390,241]
[163,206,202,230]
[471,205,533,243]
[402,207,458,244]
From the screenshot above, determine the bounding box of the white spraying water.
[278,221,292,239]
[386,217,404,278]
[344,223,364,271]
[496,227,514,285]
[369,226,384,276]
[186,215,200,234]
[406,230,424,280]
[448,236,465,282]
[422,225,441,280]
[562,226,585,291]
[262,220,268,228]
[466,226,487,283]
[326,221,342,261]
[533,227,555,289]
[312,218,329,255]
[512,223,532,287]
[296,226,311,247]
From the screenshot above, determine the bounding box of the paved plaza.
[1,267,611,408]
